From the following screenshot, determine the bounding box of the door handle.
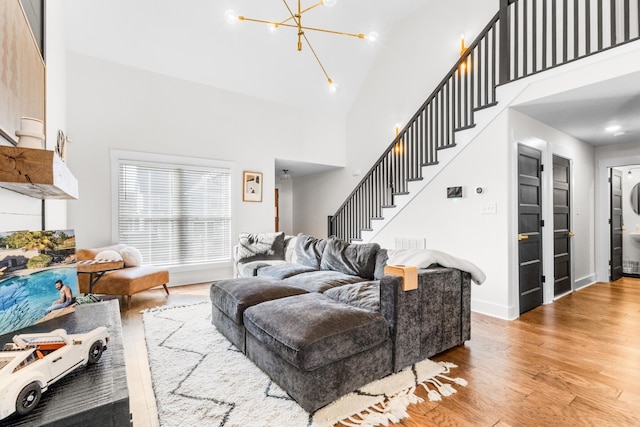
[518,234,529,241]
[568,232,575,237]
[622,226,627,231]
[52,357,62,363]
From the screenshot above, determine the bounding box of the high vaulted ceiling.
[61,0,428,115]
[61,0,640,165]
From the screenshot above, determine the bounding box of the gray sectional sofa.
[211,232,473,413]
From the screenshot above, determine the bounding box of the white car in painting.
[0,327,110,421]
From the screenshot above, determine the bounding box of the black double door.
[518,148,574,314]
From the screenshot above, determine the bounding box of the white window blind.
[116,160,231,267]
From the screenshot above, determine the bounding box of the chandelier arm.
[281,0,299,25]
[239,17,299,28]
[278,1,323,25]
[301,32,332,84]
[238,17,365,39]
[297,25,365,38]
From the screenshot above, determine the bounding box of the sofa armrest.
[380,267,471,372]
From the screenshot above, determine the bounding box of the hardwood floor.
[119,278,640,426]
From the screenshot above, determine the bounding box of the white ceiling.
[61,1,640,177]
[61,0,427,116]
[512,70,640,146]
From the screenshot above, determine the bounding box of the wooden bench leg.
[126,295,131,310]
[162,284,169,295]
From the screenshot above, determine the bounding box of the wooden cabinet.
[0,145,78,199]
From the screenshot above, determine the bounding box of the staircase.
[328,0,640,243]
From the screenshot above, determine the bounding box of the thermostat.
[447,186,463,198]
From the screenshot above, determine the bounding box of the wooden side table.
[77,259,124,294]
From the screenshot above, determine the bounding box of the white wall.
[293,0,498,236]
[65,53,346,284]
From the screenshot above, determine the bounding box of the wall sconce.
[394,125,404,155]
[280,169,290,180]
[459,34,469,72]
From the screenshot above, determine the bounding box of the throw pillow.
[294,234,329,270]
[284,234,299,263]
[320,238,380,280]
[94,250,123,261]
[236,232,285,263]
[119,246,143,267]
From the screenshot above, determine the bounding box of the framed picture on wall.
[243,171,263,202]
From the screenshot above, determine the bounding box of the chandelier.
[226,0,377,91]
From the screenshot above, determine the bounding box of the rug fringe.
[331,364,467,427]
[338,387,422,427]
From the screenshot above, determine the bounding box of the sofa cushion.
[237,260,288,277]
[373,248,389,280]
[320,239,380,280]
[81,266,168,296]
[323,281,380,312]
[283,270,368,293]
[210,277,308,324]
[294,234,329,269]
[244,293,389,371]
[237,232,285,263]
[257,263,317,280]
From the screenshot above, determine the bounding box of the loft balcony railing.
[329,0,640,242]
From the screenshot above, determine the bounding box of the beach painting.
[0,229,78,336]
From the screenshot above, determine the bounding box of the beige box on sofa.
[77,244,169,309]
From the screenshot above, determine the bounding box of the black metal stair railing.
[500,0,640,84]
[329,0,640,242]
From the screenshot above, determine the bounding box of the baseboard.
[471,298,515,320]
[574,274,597,290]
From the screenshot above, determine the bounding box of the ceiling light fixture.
[227,0,376,89]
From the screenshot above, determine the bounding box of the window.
[113,152,232,267]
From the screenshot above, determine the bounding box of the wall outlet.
[395,237,426,249]
[481,203,497,214]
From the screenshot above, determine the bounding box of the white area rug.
[142,302,466,427]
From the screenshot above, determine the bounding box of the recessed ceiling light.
[605,125,621,133]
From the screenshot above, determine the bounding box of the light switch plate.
[481,203,497,214]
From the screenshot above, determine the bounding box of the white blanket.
[386,249,486,285]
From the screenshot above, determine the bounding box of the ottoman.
[243,293,392,412]
[210,277,308,351]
